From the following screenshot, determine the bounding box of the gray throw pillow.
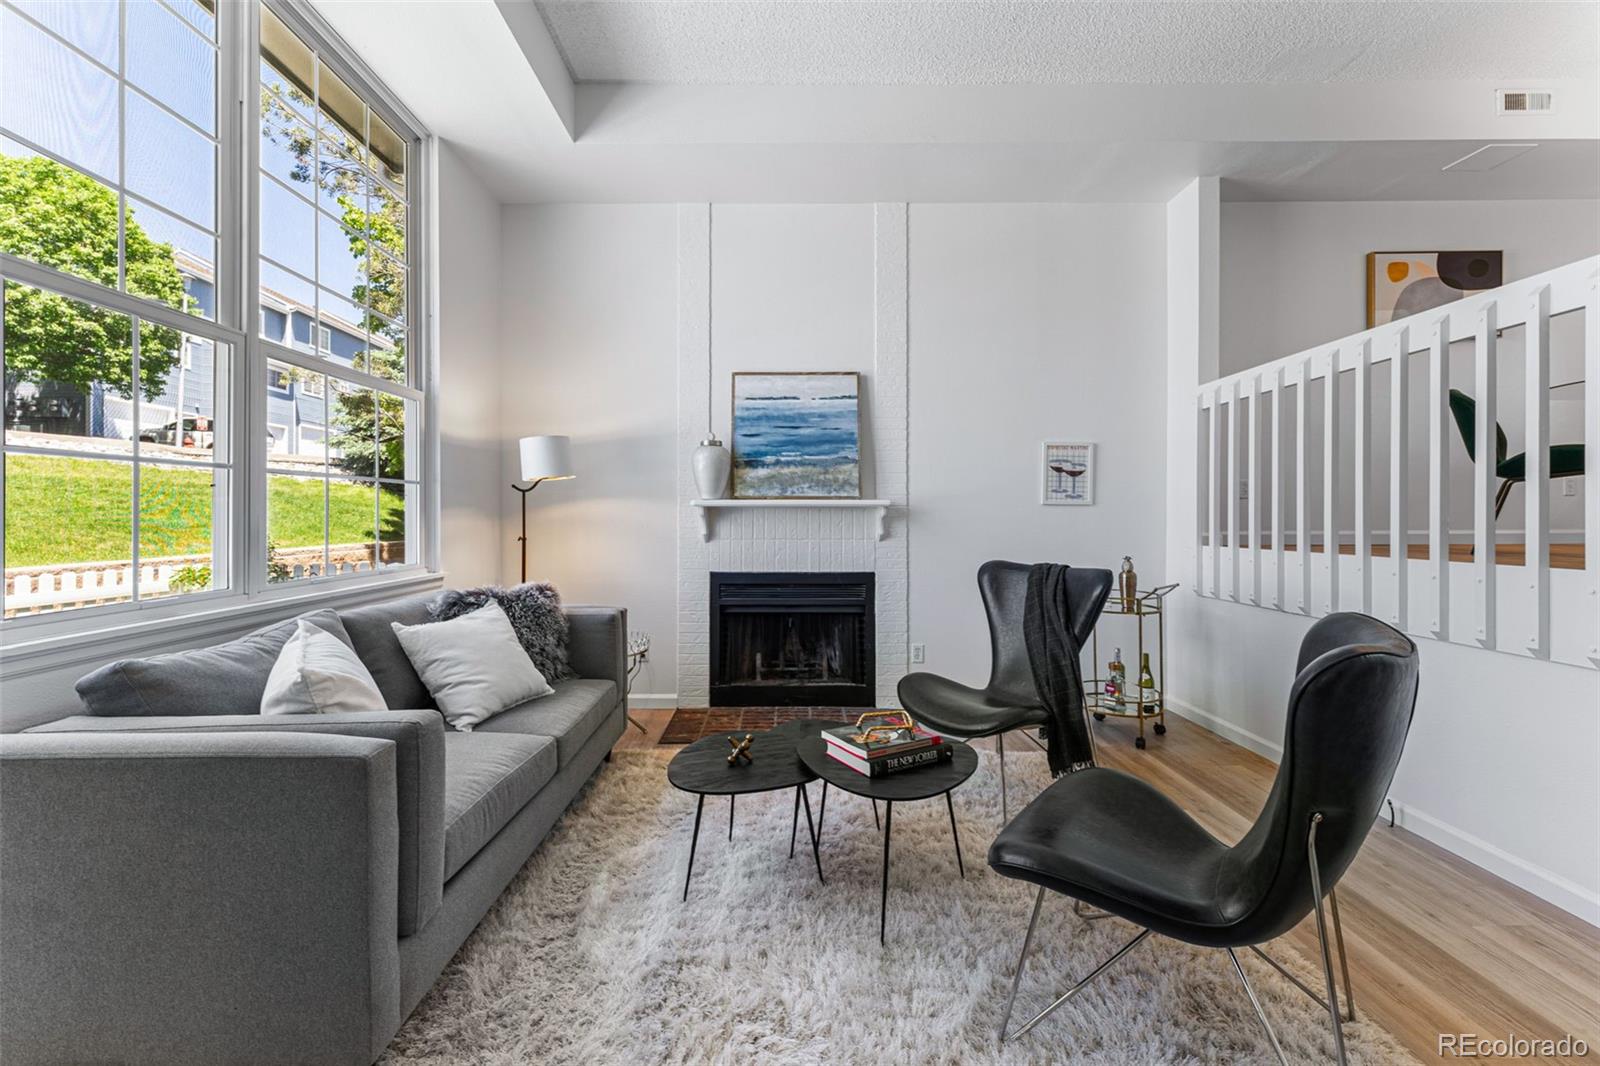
[74,609,353,717]
[429,583,576,682]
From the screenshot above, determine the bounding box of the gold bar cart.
[1087,583,1179,750]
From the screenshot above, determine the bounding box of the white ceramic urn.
[692,436,731,499]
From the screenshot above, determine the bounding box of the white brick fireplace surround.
[675,203,910,707]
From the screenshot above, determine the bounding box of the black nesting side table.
[667,721,841,901]
[797,736,978,944]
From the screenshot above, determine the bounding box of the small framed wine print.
[1041,442,1095,505]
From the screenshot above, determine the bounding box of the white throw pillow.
[261,620,387,716]
[391,601,553,731]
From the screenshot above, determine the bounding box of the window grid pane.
[1,0,425,622]
[2,278,233,618]
[257,3,411,397]
[0,0,220,324]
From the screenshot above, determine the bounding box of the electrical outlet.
[910,643,926,664]
[1562,480,1577,497]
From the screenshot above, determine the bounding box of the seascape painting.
[731,372,861,498]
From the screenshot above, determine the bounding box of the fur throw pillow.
[429,583,576,683]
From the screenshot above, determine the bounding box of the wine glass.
[1063,463,1087,497]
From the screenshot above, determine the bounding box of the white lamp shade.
[519,435,574,481]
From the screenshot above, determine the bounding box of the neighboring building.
[4,250,387,462]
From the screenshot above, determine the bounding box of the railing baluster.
[1270,365,1285,611]
[1248,374,1262,604]
[1587,274,1600,664]
[1195,395,1207,595]
[1429,317,1451,639]
[1474,303,1498,647]
[1525,286,1550,656]
[1229,378,1242,602]
[1390,326,1410,631]
[1297,357,1311,614]
[1186,257,1596,667]
[1324,347,1341,614]
[1210,386,1223,598]
[1353,338,1372,613]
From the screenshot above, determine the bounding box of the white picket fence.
[1195,256,1599,668]
[4,543,400,617]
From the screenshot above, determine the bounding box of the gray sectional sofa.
[0,591,627,1066]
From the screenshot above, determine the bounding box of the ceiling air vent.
[1497,89,1554,115]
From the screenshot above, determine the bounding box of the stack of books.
[823,722,951,778]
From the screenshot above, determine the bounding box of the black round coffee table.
[797,736,979,944]
[667,721,844,901]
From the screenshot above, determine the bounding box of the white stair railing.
[1195,256,1599,669]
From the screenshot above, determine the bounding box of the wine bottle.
[1108,648,1126,706]
[1138,652,1156,693]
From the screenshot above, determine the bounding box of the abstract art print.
[731,372,861,498]
[1367,251,1502,327]
[1042,442,1094,505]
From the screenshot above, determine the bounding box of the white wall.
[1221,199,1600,376]
[497,201,1168,699]
[909,204,1168,684]
[1169,194,1600,923]
[437,141,508,586]
[498,204,680,698]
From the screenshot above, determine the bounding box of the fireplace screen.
[721,613,861,688]
[710,572,875,707]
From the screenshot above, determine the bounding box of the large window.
[1,0,427,622]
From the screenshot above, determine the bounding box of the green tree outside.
[260,84,408,487]
[0,154,185,400]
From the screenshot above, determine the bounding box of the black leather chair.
[988,613,1419,1066]
[898,561,1113,822]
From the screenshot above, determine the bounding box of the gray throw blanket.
[1023,563,1096,776]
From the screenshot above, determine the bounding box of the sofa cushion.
[473,679,618,766]
[430,583,576,682]
[392,603,553,732]
[74,609,351,717]
[339,593,437,710]
[441,732,556,880]
[261,620,387,716]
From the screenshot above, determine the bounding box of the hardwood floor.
[1213,540,1587,570]
[615,709,1600,1064]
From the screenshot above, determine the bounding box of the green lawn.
[4,454,403,567]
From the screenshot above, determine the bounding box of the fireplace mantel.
[691,499,892,542]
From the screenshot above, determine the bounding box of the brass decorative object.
[847,710,915,746]
[1119,556,1138,611]
[726,733,755,765]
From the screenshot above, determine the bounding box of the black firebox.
[709,572,875,707]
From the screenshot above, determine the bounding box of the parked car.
[138,416,214,448]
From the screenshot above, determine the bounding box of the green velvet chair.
[1447,389,1585,519]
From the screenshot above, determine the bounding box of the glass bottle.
[1108,648,1126,706]
[1138,652,1157,696]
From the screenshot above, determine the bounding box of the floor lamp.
[513,435,574,583]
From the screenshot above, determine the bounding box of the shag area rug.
[381,750,1419,1065]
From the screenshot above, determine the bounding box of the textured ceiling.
[535,0,1597,85]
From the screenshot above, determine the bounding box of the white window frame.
[0,0,439,657]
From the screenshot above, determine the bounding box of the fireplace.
[710,572,875,707]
